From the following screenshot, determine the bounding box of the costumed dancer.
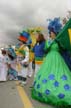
[7,46,18,80]
[27,29,36,78]
[17,31,30,85]
[32,33,46,78]
[31,18,71,107]
[0,49,9,81]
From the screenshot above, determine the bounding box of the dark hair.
[36,33,45,43]
[2,50,6,55]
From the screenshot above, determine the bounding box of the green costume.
[32,40,71,106]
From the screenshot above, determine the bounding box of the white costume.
[0,54,9,81]
[16,45,29,81]
[20,45,29,78]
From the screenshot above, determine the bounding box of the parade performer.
[7,46,17,80]
[23,27,43,78]
[16,31,30,85]
[31,18,71,107]
[27,29,36,78]
[32,33,46,78]
[0,49,9,81]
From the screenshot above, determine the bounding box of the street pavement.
[0,78,54,108]
[0,75,55,108]
[0,81,23,108]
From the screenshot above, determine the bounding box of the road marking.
[16,81,34,108]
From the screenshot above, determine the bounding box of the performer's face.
[36,34,40,42]
[50,32,56,40]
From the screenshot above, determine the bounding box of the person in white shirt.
[17,43,29,85]
[0,49,9,81]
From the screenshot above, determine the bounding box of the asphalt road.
[0,81,23,108]
[0,76,55,108]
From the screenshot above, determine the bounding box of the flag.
[56,18,71,53]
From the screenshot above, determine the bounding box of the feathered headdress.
[47,17,62,35]
[18,31,32,45]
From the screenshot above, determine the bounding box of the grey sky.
[0,0,71,45]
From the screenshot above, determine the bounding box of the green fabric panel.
[56,18,71,52]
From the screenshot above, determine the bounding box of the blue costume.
[33,41,45,58]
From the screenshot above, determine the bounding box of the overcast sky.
[0,0,71,45]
